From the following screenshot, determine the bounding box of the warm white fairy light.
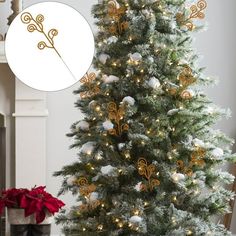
[172,196,177,202]
[87,150,92,155]
[124,151,131,159]
[118,222,123,228]
[186,229,193,235]
[171,217,176,225]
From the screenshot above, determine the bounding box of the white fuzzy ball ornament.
[66,176,77,186]
[98,54,110,64]
[107,36,118,44]
[101,165,116,175]
[193,138,205,148]
[103,120,114,130]
[134,182,142,192]
[171,173,185,183]
[130,52,142,62]
[212,148,224,158]
[129,216,143,223]
[90,192,99,201]
[76,121,89,131]
[148,77,161,90]
[122,96,135,106]
[103,75,120,84]
[80,142,96,154]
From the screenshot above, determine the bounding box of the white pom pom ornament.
[148,77,161,89]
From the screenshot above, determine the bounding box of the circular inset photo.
[5,2,95,91]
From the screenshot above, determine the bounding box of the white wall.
[0,1,11,38]
[0,64,15,188]
[21,0,236,235]
[193,1,236,233]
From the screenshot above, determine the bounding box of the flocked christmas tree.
[54,0,236,235]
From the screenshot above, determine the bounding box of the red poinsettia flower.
[0,186,65,224]
[0,201,5,215]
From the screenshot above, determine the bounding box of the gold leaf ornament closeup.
[80,72,100,98]
[107,102,129,136]
[107,0,128,35]
[77,177,97,197]
[177,147,206,176]
[176,0,207,31]
[21,12,59,53]
[178,65,196,87]
[137,158,160,192]
[21,12,77,80]
[76,177,100,213]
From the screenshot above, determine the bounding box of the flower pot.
[10,225,29,236]
[7,208,31,225]
[30,212,53,236]
[8,208,31,236]
[30,224,51,236]
[30,212,53,225]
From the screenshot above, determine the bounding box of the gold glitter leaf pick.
[21,12,77,81]
[176,0,207,31]
[107,0,128,35]
[178,65,196,87]
[137,158,160,191]
[80,72,100,98]
[76,177,100,213]
[107,102,129,136]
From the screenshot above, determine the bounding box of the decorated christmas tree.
[54,0,236,235]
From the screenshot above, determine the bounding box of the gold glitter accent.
[80,72,100,98]
[108,0,128,35]
[137,158,160,191]
[176,0,207,31]
[21,12,77,80]
[76,177,100,213]
[21,12,60,54]
[178,65,196,87]
[177,147,206,176]
[108,102,129,136]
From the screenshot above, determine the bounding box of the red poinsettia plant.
[0,186,65,224]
